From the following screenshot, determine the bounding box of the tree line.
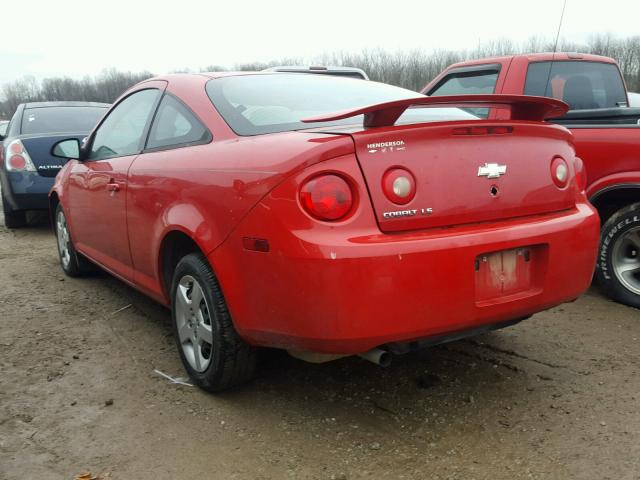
[2,34,640,119]
[0,69,155,119]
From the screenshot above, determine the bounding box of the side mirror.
[52,138,81,160]
[0,135,5,142]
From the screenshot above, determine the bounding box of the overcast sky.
[1,0,639,86]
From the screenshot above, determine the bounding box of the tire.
[596,202,640,309]
[54,204,94,277]
[2,196,26,228]
[170,253,256,392]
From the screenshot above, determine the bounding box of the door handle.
[106,182,120,192]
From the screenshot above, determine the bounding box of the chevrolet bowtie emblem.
[478,163,507,179]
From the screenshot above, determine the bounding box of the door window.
[146,94,211,150]
[89,89,160,160]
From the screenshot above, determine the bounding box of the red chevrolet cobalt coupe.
[49,73,599,391]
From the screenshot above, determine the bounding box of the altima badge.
[478,163,507,179]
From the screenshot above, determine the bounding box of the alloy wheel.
[175,275,214,372]
[56,210,71,269]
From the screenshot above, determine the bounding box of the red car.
[50,73,599,391]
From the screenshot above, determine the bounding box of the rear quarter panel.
[126,129,353,302]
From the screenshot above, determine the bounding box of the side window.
[89,89,160,160]
[429,70,499,119]
[146,94,210,150]
[429,71,499,96]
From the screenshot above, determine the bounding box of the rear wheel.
[55,204,94,277]
[171,253,256,392]
[2,196,26,228]
[596,202,640,309]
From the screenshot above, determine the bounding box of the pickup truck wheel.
[54,204,94,277]
[596,203,640,309]
[171,253,256,392]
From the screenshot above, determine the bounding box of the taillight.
[382,168,416,205]
[5,140,36,172]
[8,155,26,170]
[551,157,569,189]
[9,142,23,154]
[299,174,354,221]
[573,157,587,192]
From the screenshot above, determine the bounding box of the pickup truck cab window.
[146,94,211,150]
[524,61,627,110]
[89,89,161,160]
[428,68,499,96]
[428,66,499,118]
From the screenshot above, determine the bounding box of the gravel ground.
[1,212,639,480]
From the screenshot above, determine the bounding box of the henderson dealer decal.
[367,140,406,154]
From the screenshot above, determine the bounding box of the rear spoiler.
[301,94,569,128]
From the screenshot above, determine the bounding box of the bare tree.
[2,34,640,120]
[0,69,153,119]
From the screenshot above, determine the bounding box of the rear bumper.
[0,171,52,211]
[210,203,599,354]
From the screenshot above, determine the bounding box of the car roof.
[150,71,367,83]
[446,52,618,69]
[22,101,111,109]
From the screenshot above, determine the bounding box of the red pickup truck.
[424,53,640,308]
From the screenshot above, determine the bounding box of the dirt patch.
[1,213,639,479]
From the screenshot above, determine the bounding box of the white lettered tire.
[596,202,640,309]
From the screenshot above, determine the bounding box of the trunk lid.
[19,134,86,177]
[350,121,577,232]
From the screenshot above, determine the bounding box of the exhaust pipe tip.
[358,348,391,367]
[378,351,391,367]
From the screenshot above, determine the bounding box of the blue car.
[0,101,109,227]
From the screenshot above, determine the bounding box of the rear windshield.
[206,74,476,135]
[524,61,627,110]
[21,106,107,135]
